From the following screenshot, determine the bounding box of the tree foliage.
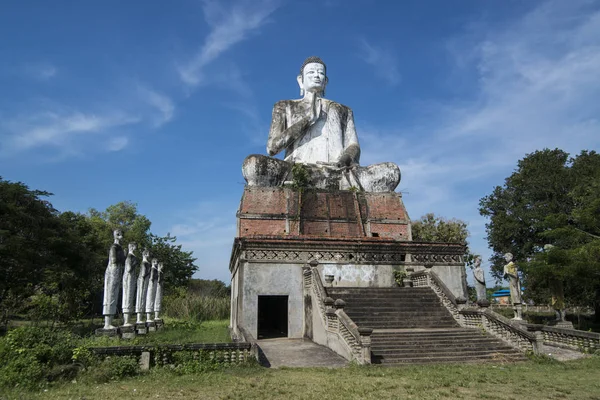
[411,213,476,266]
[479,149,600,316]
[0,178,61,326]
[412,213,469,243]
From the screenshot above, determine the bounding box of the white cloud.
[138,85,175,127]
[359,0,600,283]
[358,38,401,85]
[1,110,139,155]
[178,0,280,87]
[107,136,129,152]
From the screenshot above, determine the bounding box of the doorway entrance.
[257,295,288,339]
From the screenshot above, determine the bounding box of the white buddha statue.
[121,242,138,326]
[242,56,400,192]
[102,229,125,329]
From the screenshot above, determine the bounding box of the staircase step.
[324,286,525,365]
[374,353,527,364]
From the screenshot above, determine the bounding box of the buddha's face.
[474,257,481,268]
[152,258,158,267]
[299,62,327,94]
[114,229,123,242]
[128,242,137,253]
[504,253,513,262]
[143,249,150,260]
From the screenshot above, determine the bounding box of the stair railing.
[531,325,600,353]
[303,264,372,364]
[410,270,465,324]
[410,269,542,354]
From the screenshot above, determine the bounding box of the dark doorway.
[257,295,288,339]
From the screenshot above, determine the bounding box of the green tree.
[0,178,63,327]
[411,213,476,266]
[148,233,197,289]
[479,149,600,317]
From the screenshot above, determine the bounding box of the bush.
[82,356,140,383]
[4,326,78,365]
[0,326,80,390]
[169,350,220,374]
[0,354,46,390]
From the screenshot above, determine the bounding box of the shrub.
[3,326,77,365]
[169,351,221,374]
[0,326,80,390]
[0,326,81,390]
[163,293,229,322]
[82,356,140,383]
[0,354,46,390]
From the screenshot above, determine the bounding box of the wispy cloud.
[1,110,139,156]
[138,85,175,127]
[107,136,129,152]
[23,62,57,80]
[178,0,280,87]
[358,38,401,85]
[359,0,600,282]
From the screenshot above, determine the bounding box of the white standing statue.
[242,56,400,192]
[145,258,159,321]
[102,229,125,329]
[503,252,523,320]
[121,242,138,326]
[472,256,488,305]
[154,262,164,320]
[135,249,151,323]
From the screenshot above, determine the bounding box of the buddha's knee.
[242,154,291,187]
[357,162,401,192]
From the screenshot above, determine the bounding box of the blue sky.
[2,0,599,285]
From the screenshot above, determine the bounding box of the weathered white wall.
[241,262,304,338]
[319,263,394,287]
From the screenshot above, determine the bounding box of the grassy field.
[4,356,600,400]
[88,319,232,347]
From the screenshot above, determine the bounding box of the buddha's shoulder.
[272,99,353,112]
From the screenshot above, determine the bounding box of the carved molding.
[230,237,466,271]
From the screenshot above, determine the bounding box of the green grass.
[86,319,231,347]
[4,356,600,399]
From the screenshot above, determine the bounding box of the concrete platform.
[257,338,348,368]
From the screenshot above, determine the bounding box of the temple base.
[95,327,118,337]
[146,321,156,332]
[120,325,136,339]
[135,322,148,335]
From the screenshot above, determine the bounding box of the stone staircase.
[326,287,527,364]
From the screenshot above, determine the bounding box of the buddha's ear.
[297,74,304,96]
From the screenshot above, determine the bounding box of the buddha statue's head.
[504,252,513,262]
[474,256,482,268]
[297,56,328,97]
[142,248,150,261]
[152,258,159,268]
[128,242,137,254]
[113,229,123,243]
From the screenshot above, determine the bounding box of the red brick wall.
[237,187,410,240]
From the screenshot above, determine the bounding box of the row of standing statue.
[100,229,165,334]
